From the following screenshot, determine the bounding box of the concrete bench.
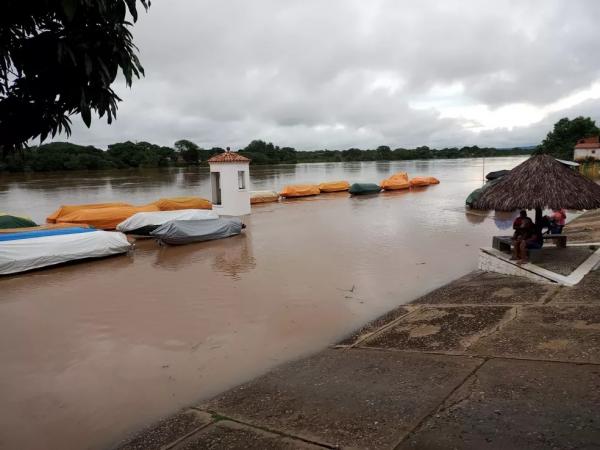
[492,236,513,253]
[492,234,568,254]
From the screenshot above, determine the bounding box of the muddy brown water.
[0,158,527,450]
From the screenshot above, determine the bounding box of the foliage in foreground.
[0,0,149,153]
[0,140,534,172]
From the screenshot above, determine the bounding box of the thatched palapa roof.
[473,154,600,211]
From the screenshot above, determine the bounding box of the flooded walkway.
[0,158,527,449]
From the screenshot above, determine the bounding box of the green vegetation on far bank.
[0,139,533,173]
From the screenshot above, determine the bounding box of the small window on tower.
[238,170,246,189]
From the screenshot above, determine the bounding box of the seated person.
[512,219,542,263]
[550,208,566,234]
[512,210,529,230]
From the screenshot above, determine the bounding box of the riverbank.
[119,212,600,449]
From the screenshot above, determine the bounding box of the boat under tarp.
[150,217,244,245]
[151,197,212,211]
[0,222,92,234]
[0,228,131,275]
[381,172,410,190]
[47,202,133,223]
[116,209,219,234]
[318,181,350,192]
[280,184,320,198]
[54,204,160,230]
[409,176,440,187]
[250,190,280,204]
[485,169,511,181]
[465,178,501,208]
[0,214,37,229]
[349,183,381,195]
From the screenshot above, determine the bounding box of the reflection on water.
[152,234,256,279]
[0,157,530,450]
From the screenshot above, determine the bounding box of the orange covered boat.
[279,184,320,198]
[318,181,350,193]
[381,172,410,190]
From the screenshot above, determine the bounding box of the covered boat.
[349,183,381,195]
[0,228,131,275]
[250,190,279,204]
[381,172,410,190]
[54,204,160,230]
[465,178,501,208]
[47,202,132,223]
[150,217,244,245]
[151,197,212,211]
[116,209,219,234]
[485,169,511,181]
[409,176,440,187]
[0,214,37,229]
[279,184,320,198]
[0,222,91,234]
[318,181,350,193]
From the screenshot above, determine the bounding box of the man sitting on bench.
[511,217,542,263]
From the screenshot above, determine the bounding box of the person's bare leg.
[520,241,529,263]
[511,240,519,260]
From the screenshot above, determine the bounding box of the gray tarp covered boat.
[150,217,244,245]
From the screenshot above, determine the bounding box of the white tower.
[207,150,251,216]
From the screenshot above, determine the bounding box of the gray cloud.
[64,0,600,150]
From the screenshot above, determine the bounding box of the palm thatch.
[473,154,600,211]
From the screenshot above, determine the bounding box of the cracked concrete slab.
[469,305,600,363]
[199,349,482,449]
[176,420,322,449]
[397,358,600,450]
[361,306,512,353]
[118,409,213,450]
[412,272,556,305]
[551,269,600,304]
[336,306,411,346]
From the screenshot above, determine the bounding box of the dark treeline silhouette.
[0,139,533,172]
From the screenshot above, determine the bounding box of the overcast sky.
[65,0,600,150]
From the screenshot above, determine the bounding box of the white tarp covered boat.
[0,229,132,275]
[116,209,219,234]
[150,217,244,245]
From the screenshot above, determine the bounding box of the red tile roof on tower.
[207,151,251,163]
[575,136,600,149]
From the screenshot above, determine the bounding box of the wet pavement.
[123,259,600,449]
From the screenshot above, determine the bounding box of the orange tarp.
[151,197,212,211]
[409,176,440,187]
[0,223,91,234]
[47,202,132,223]
[250,191,279,204]
[381,172,410,190]
[55,204,160,230]
[318,181,350,192]
[279,184,320,198]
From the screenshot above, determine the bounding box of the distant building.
[574,136,600,161]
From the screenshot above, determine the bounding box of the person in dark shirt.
[511,217,542,263]
[512,210,529,230]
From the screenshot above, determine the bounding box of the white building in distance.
[207,150,251,216]
[574,136,600,161]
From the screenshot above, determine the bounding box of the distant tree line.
[0,139,534,172]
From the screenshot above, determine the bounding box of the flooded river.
[0,157,525,450]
